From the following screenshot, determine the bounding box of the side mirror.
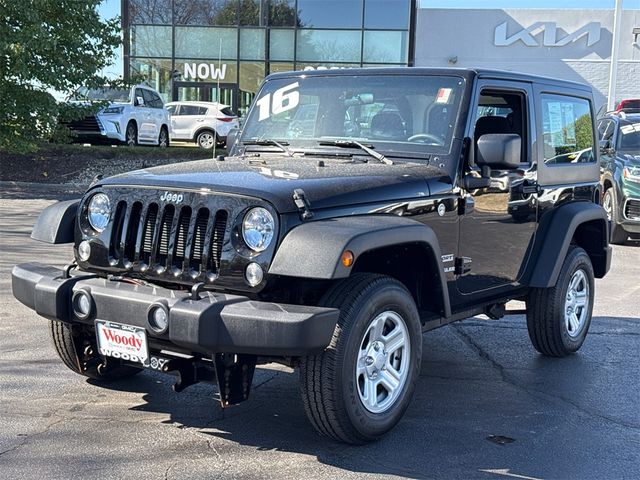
[226,128,240,154]
[135,96,145,106]
[476,133,522,170]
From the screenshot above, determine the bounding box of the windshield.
[71,87,131,103]
[619,122,640,151]
[241,74,465,156]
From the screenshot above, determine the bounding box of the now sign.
[183,63,228,81]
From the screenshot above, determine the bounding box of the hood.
[97,156,447,213]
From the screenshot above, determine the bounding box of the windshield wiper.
[243,139,293,157]
[318,140,393,165]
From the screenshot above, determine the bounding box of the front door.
[457,80,538,296]
[173,82,236,111]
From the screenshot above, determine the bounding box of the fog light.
[245,262,264,287]
[78,240,91,261]
[72,290,94,320]
[148,304,169,334]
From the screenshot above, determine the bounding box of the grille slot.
[625,199,640,220]
[106,197,228,281]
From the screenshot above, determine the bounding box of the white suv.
[165,101,239,149]
[67,85,171,147]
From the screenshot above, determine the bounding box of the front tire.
[526,246,595,357]
[125,121,138,147]
[603,188,628,244]
[158,126,169,148]
[299,274,422,444]
[50,320,142,381]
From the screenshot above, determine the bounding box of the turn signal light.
[341,250,354,267]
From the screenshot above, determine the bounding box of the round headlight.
[88,193,110,232]
[242,207,274,252]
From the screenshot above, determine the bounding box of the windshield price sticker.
[256,82,300,121]
[436,88,453,104]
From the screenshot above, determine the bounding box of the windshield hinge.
[293,189,314,221]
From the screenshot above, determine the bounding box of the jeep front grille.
[624,199,640,220]
[109,200,228,281]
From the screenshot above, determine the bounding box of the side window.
[474,89,527,162]
[597,119,614,142]
[142,89,162,108]
[179,105,201,115]
[541,94,595,164]
[166,105,177,115]
[197,107,208,115]
[134,88,145,105]
[151,92,163,108]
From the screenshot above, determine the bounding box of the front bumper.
[12,263,338,357]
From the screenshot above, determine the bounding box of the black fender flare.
[268,215,451,317]
[527,201,611,288]
[31,199,79,244]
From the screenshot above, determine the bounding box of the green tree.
[0,0,121,152]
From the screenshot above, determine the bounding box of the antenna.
[213,37,222,160]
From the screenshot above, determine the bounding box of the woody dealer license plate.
[95,321,149,366]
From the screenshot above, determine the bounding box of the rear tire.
[50,320,142,381]
[196,130,216,149]
[526,246,595,357]
[603,188,628,244]
[299,274,422,444]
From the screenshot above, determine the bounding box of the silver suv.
[66,85,171,147]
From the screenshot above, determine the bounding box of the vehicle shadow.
[89,315,640,479]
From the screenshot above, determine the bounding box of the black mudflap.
[213,353,257,407]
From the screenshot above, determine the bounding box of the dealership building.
[122,0,640,115]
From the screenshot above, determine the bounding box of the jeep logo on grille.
[160,191,184,203]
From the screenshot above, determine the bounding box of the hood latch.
[293,188,314,221]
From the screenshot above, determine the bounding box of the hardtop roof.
[265,67,592,92]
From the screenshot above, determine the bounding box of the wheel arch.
[193,127,217,142]
[527,202,611,288]
[268,215,451,318]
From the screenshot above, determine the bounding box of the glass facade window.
[175,27,238,58]
[125,0,413,117]
[174,0,238,26]
[297,30,362,63]
[296,0,363,28]
[239,0,266,26]
[364,0,410,29]
[363,31,408,64]
[130,26,172,57]
[130,58,173,102]
[240,28,266,60]
[269,0,297,27]
[129,0,172,24]
[269,29,295,61]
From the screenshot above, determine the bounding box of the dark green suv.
[598,112,640,244]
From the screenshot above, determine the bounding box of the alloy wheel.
[564,269,589,338]
[355,310,410,414]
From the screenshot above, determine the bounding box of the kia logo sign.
[494,21,601,47]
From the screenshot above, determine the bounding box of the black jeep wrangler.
[13,68,611,444]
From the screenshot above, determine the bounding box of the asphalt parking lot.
[1,190,639,480]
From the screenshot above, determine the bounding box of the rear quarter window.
[541,94,595,165]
